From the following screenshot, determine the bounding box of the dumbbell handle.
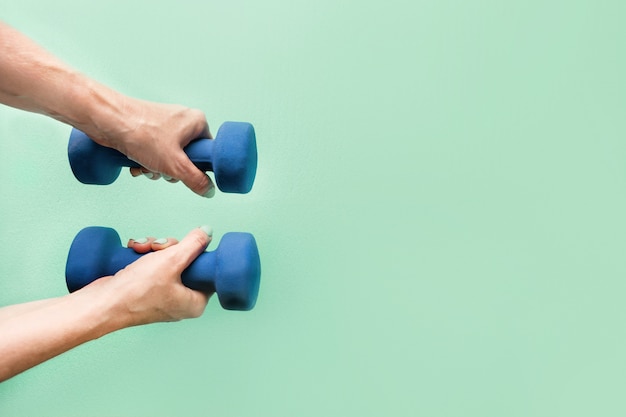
[80,137,217,172]
[96,247,218,292]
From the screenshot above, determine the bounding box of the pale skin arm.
[0,228,213,382]
[0,237,181,321]
[0,22,218,382]
[0,21,215,196]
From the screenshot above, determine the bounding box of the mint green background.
[1,1,626,416]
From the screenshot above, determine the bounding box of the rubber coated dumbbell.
[68,121,257,193]
[65,226,261,311]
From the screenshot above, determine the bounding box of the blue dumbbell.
[68,121,257,193]
[65,226,261,311]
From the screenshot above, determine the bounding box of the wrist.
[71,276,136,336]
[67,76,140,152]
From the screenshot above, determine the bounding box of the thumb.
[173,153,216,198]
[170,226,213,270]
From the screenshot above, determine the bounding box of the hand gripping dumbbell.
[68,121,258,194]
[65,226,261,311]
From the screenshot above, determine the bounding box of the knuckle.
[190,230,208,248]
[186,172,209,194]
[190,304,206,319]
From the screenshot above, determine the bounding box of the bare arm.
[0,298,64,322]
[0,228,212,382]
[0,22,116,131]
[0,22,217,381]
[0,21,215,197]
[0,287,128,381]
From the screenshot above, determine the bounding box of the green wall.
[1,1,626,415]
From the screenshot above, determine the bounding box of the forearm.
[0,21,133,144]
[0,298,64,321]
[0,227,211,381]
[0,281,128,381]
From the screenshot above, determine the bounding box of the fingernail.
[153,238,168,244]
[133,237,148,244]
[199,225,213,237]
[162,175,172,181]
[203,184,216,198]
[143,172,154,179]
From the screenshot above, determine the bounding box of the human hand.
[90,98,216,198]
[0,24,215,197]
[0,226,214,381]
[83,226,214,326]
